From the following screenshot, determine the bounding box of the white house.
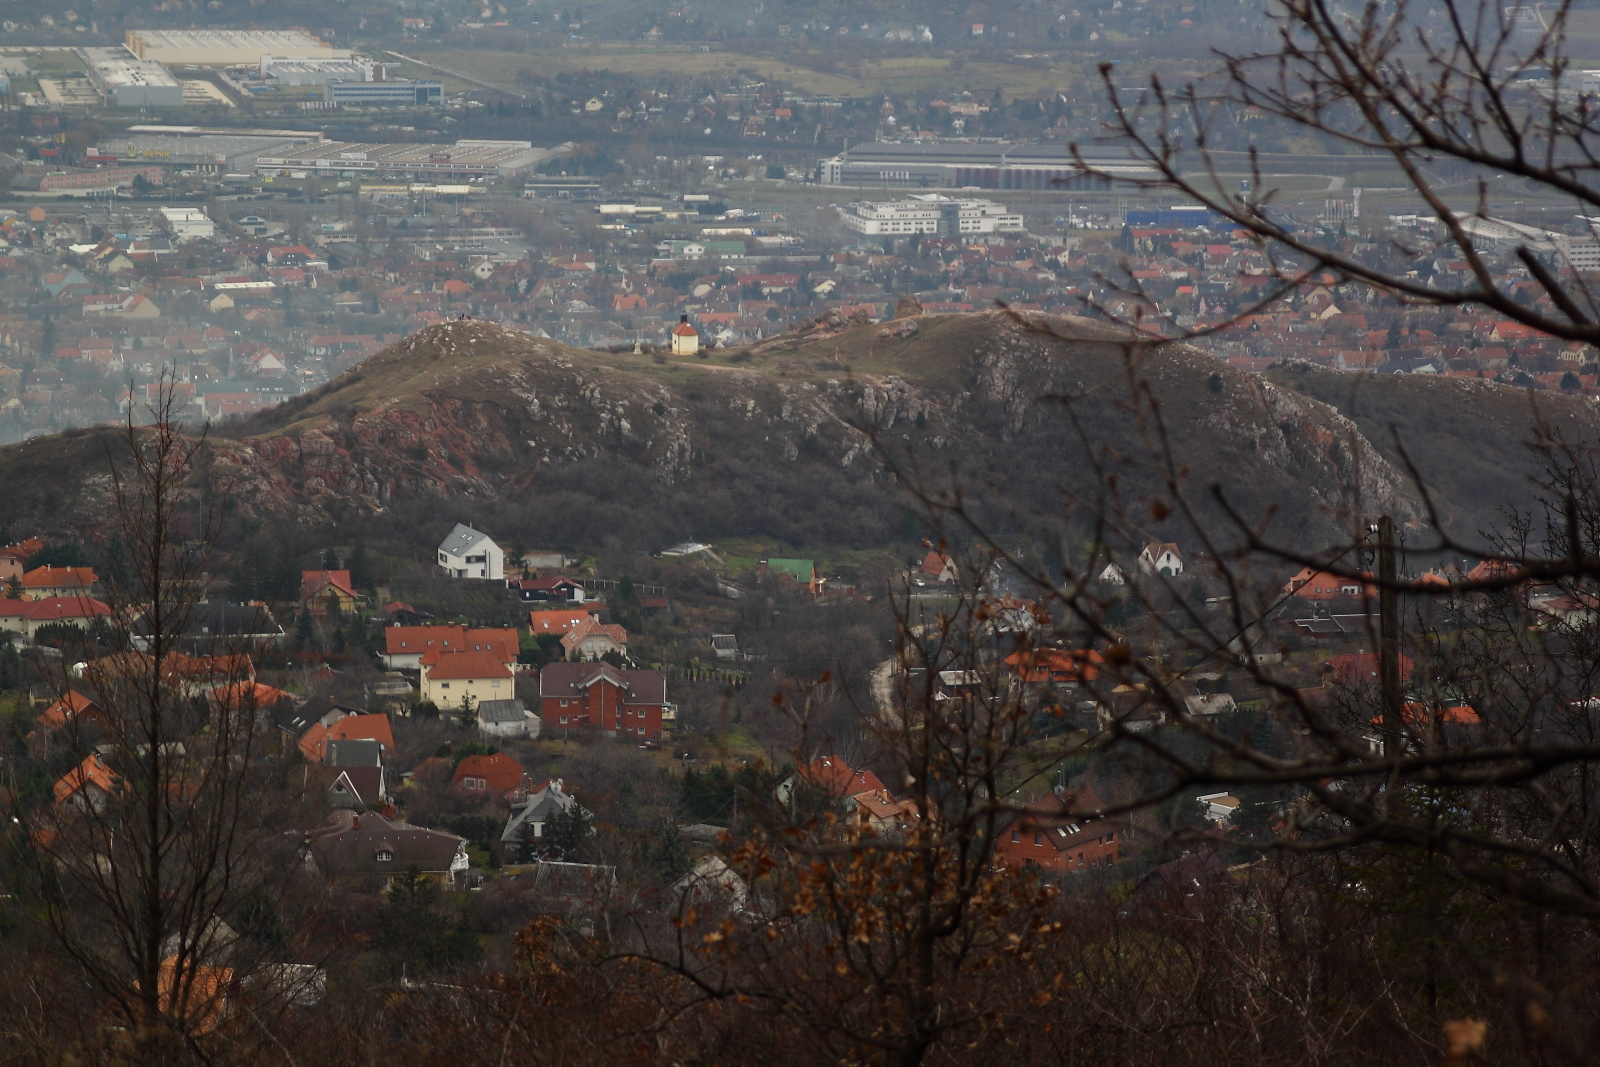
[438,523,505,579]
[1138,542,1184,577]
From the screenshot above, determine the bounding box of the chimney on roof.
[680,314,689,324]
[352,814,360,830]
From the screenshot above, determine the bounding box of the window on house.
[1011,829,1020,843]
[560,716,568,724]
[1033,832,1043,846]
[441,682,451,689]
[492,680,501,688]
[376,849,393,862]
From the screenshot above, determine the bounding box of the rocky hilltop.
[3,311,1592,553]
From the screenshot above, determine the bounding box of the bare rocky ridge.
[2,312,1590,552]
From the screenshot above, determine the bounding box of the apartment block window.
[1011,829,1020,843]
[1034,832,1043,846]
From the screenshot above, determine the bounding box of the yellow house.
[21,566,97,601]
[420,650,514,708]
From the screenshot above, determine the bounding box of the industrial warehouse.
[252,140,570,181]
[88,125,326,173]
[818,141,1159,190]
[122,29,351,65]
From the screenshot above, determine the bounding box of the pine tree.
[543,798,592,861]
[649,819,691,885]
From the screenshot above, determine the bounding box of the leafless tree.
[15,380,315,1063]
[1077,0,1600,343]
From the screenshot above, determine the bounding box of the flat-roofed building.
[83,47,183,108]
[97,127,322,172]
[325,80,442,106]
[261,56,377,85]
[818,141,1157,191]
[839,194,1024,236]
[125,29,350,65]
[255,139,564,180]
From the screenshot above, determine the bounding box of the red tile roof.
[423,651,513,681]
[452,752,524,796]
[21,566,97,592]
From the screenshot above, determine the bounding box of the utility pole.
[1377,514,1403,756]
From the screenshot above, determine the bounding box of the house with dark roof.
[131,602,283,652]
[478,698,538,738]
[500,779,580,860]
[508,576,588,603]
[307,810,468,888]
[437,523,504,580]
[537,662,671,739]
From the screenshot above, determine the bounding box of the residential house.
[381,625,518,670]
[420,650,515,709]
[527,608,590,635]
[538,662,671,739]
[307,809,468,888]
[273,696,358,749]
[452,752,525,800]
[300,569,363,615]
[298,712,396,763]
[1137,542,1184,577]
[437,523,504,580]
[207,680,293,716]
[918,551,957,584]
[130,602,284,653]
[33,690,110,738]
[510,576,588,603]
[1283,567,1377,600]
[0,596,113,638]
[1004,647,1103,692]
[307,738,387,808]
[994,784,1122,874]
[20,565,97,601]
[560,615,628,660]
[54,752,119,811]
[775,755,886,808]
[500,778,580,860]
[478,698,539,738]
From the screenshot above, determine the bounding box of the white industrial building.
[125,29,350,65]
[1456,215,1600,272]
[260,56,379,86]
[83,47,183,108]
[326,81,443,106]
[839,194,1025,237]
[818,141,1157,190]
[256,139,560,180]
[158,206,215,240]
